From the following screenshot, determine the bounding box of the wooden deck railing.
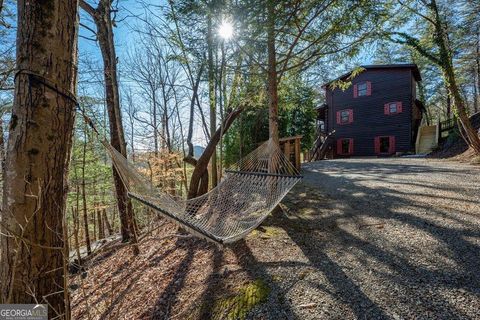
[439,117,457,133]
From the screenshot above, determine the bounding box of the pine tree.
[0,0,78,317]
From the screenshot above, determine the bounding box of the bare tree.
[123,88,138,162]
[126,42,163,155]
[102,208,113,235]
[79,0,139,251]
[71,207,83,267]
[126,27,185,155]
[126,1,244,198]
[81,122,92,255]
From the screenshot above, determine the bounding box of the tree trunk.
[102,208,113,236]
[266,0,281,175]
[80,0,138,251]
[474,68,478,113]
[97,209,104,239]
[186,65,204,158]
[0,117,4,171]
[218,42,228,181]
[186,108,243,199]
[163,103,172,152]
[446,86,451,119]
[443,67,480,152]
[111,206,117,233]
[431,0,480,154]
[476,29,480,111]
[130,118,135,162]
[0,0,78,317]
[81,124,92,255]
[207,12,218,187]
[92,207,97,242]
[152,83,159,155]
[81,187,91,254]
[417,79,431,124]
[72,207,82,266]
[267,0,279,146]
[73,167,82,266]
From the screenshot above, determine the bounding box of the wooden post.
[284,140,291,161]
[277,136,303,170]
[295,137,301,170]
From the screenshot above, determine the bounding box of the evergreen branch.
[387,31,442,65]
[277,0,336,81]
[396,0,438,27]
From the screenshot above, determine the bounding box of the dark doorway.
[342,139,351,154]
[379,137,390,153]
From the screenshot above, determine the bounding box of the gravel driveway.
[243,158,480,320]
[70,158,480,319]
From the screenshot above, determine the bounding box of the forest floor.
[70,158,480,320]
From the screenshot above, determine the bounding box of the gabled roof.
[322,64,422,88]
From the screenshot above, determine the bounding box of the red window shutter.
[336,111,341,124]
[348,109,353,123]
[384,103,390,115]
[397,101,403,113]
[353,84,358,98]
[337,139,343,155]
[349,138,354,154]
[389,136,396,154]
[366,81,372,96]
[374,137,380,154]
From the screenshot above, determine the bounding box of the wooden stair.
[416,125,438,154]
[309,130,335,161]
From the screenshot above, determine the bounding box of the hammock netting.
[103,139,302,244]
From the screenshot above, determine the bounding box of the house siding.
[326,68,416,157]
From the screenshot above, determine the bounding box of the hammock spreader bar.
[224,170,303,179]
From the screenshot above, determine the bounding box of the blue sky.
[2,0,378,147]
[79,0,146,60]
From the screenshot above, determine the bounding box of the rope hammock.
[99,137,302,244]
[13,69,302,245]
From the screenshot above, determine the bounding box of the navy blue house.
[317,64,424,158]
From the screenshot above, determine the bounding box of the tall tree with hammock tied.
[238,0,383,148]
[0,0,78,317]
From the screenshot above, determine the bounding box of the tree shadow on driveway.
[263,159,480,319]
